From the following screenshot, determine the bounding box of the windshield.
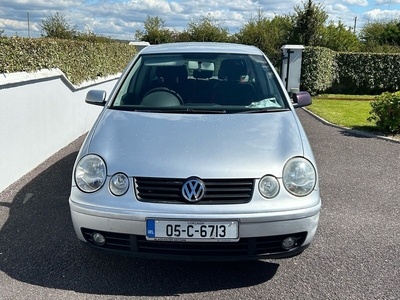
[111,53,289,113]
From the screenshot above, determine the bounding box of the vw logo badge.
[182,178,206,203]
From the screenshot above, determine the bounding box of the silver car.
[69,42,321,261]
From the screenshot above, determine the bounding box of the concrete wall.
[0,69,119,192]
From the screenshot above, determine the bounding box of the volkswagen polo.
[69,42,321,261]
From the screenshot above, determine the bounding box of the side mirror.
[292,91,312,108]
[85,90,107,106]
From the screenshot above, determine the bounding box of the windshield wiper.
[181,108,227,114]
[135,108,227,114]
[236,108,289,114]
[110,107,226,114]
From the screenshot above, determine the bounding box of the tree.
[135,16,174,44]
[40,12,77,39]
[320,21,361,52]
[380,21,400,46]
[360,20,387,49]
[236,10,293,66]
[184,14,230,42]
[76,28,112,43]
[291,0,328,46]
[359,19,400,52]
[174,30,191,42]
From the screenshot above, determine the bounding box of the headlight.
[259,175,280,199]
[283,157,316,197]
[109,173,129,196]
[75,154,107,193]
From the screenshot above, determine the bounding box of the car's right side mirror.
[85,90,107,106]
[292,91,312,108]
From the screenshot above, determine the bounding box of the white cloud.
[0,17,40,34]
[4,0,83,10]
[0,18,26,30]
[124,0,175,13]
[140,0,172,13]
[375,0,400,4]
[326,4,351,14]
[363,8,400,20]
[170,1,184,13]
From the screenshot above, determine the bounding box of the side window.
[248,56,287,108]
[113,57,143,106]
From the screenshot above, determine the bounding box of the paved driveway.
[0,109,399,299]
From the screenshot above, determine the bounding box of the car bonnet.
[87,110,304,178]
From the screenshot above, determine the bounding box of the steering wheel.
[141,87,184,106]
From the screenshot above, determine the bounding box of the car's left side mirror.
[85,90,107,106]
[292,91,312,108]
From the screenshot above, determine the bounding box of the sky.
[1,0,400,40]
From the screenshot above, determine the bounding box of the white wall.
[0,69,119,192]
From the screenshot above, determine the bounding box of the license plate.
[146,219,239,242]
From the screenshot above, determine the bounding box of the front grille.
[81,228,307,259]
[134,177,254,204]
[136,233,307,256]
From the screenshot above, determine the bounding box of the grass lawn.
[303,94,399,141]
[306,98,375,131]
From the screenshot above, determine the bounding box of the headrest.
[157,66,188,83]
[218,59,247,81]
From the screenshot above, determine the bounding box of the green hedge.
[335,53,400,94]
[301,46,400,95]
[0,37,137,85]
[301,47,337,95]
[2,38,399,95]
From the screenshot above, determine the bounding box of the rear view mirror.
[188,61,215,72]
[85,90,107,106]
[292,92,312,108]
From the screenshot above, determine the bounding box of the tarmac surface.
[0,109,399,299]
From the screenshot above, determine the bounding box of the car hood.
[87,110,304,178]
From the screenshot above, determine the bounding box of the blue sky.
[0,0,400,40]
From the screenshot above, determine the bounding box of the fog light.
[282,237,296,250]
[92,233,106,246]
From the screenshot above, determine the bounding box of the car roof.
[139,42,263,56]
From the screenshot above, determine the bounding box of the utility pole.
[353,16,357,34]
[27,12,30,38]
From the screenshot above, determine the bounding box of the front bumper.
[69,198,320,261]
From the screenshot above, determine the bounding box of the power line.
[385,0,392,20]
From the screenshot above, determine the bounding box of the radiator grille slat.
[135,177,254,204]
